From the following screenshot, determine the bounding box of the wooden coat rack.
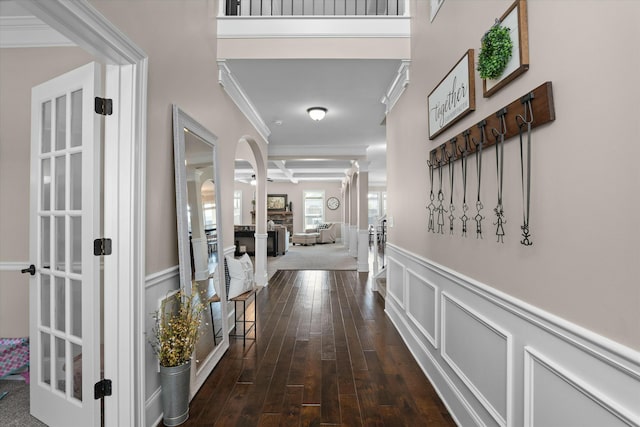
[429,81,555,165]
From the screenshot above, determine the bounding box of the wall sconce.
[307,107,327,121]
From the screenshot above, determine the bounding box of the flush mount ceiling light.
[307,107,327,121]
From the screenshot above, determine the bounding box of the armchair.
[306,222,337,244]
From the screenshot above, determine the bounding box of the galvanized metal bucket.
[160,360,191,426]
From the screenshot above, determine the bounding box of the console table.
[234,230,284,256]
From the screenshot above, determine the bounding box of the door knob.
[21,264,36,276]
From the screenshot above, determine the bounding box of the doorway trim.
[20,1,148,426]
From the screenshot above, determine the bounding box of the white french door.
[29,62,102,427]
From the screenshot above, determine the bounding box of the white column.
[372,223,379,279]
[254,167,268,287]
[348,172,358,258]
[342,179,350,247]
[254,232,268,287]
[356,161,369,272]
[223,246,235,333]
[357,229,369,272]
[349,225,358,258]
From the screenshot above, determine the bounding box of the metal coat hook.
[426,159,436,233]
[472,120,487,239]
[447,137,457,235]
[426,82,556,246]
[459,129,472,237]
[516,92,535,246]
[447,137,457,159]
[492,107,508,243]
[436,158,447,234]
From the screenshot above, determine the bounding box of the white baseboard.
[144,386,163,427]
[384,243,640,427]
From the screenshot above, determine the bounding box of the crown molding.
[268,144,368,159]
[217,60,271,143]
[0,15,75,48]
[381,59,410,114]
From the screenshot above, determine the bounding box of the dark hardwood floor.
[180,269,456,427]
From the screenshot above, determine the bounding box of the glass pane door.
[30,62,101,427]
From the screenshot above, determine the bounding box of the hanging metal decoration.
[426,160,436,233]
[491,108,508,243]
[459,130,471,237]
[516,93,534,246]
[447,138,457,235]
[472,120,487,239]
[427,81,556,247]
[436,158,447,234]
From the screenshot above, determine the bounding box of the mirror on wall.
[172,105,228,394]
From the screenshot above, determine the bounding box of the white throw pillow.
[226,256,246,299]
[239,254,254,289]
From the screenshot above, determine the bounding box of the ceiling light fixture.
[307,107,327,121]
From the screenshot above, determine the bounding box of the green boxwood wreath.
[477,22,513,80]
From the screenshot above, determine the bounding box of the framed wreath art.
[478,21,513,80]
[481,0,529,98]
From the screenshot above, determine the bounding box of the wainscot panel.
[386,255,405,309]
[144,266,180,427]
[441,293,511,427]
[524,347,637,427]
[406,268,438,349]
[384,243,640,427]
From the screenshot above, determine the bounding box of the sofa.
[305,222,337,244]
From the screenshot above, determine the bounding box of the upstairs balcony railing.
[224,0,406,16]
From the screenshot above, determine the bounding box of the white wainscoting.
[406,268,438,349]
[384,243,640,427]
[524,347,638,427]
[144,266,180,427]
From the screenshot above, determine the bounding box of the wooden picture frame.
[267,194,287,211]
[483,0,529,98]
[428,49,476,140]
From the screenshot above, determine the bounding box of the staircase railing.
[225,0,405,16]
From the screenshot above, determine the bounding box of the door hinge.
[94,97,113,116]
[94,238,112,256]
[94,379,112,399]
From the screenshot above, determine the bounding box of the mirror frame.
[172,104,228,395]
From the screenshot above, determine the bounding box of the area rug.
[267,242,355,277]
[0,380,45,426]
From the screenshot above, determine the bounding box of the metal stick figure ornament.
[516,93,534,246]
[436,158,447,234]
[472,120,487,239]
[447,138,457,235]
[491,108,508,243]
[426,160,436,233]
[459,130,471,237]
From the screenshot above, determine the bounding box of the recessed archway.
[234,135,269,287]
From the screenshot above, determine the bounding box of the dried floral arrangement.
[150,289,204,367]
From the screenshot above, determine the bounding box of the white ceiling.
[0,1,398,186]
[226,58,400,185]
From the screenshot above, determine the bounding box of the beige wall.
[90,0,269,273]
[0,1,270,335]
[387,0,640,350]
[233,180,346,234]
[0,47,93,337]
